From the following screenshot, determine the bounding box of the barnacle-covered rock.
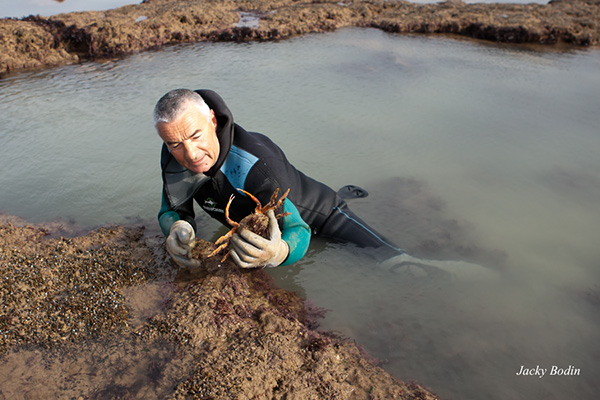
[0,215,439,399]
[2,0,599,75]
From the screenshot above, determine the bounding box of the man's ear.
[210,109,217,128]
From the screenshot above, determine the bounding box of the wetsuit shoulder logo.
[202,197,224,213]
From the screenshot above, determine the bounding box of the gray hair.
[153,89,210,126]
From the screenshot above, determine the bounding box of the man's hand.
[230,210,289,268]
[166,220,201,268]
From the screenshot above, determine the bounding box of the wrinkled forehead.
[179,99,211,121]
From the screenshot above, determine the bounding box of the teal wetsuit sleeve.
[280,200,311,266]
[158,191,197,237]
[158,193,180,237]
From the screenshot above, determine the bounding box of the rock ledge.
[1,0,599,75]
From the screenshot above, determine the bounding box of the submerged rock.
[0,216,438,399]
[1,0,599,75]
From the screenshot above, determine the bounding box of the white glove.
[166,220,201,268]
[229,210,289,269]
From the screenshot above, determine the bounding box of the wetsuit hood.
[160,89,235,209]
[196,89,234,176]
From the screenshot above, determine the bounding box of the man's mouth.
[190,154,207,166]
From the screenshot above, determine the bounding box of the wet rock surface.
[1,0,599,75]
[0,214,438,399]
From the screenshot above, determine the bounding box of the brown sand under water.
[0,214,438,399]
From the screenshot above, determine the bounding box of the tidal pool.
[1,28,599,399]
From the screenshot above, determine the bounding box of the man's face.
[157,104,220,174]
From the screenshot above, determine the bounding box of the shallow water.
[1,28,599,399]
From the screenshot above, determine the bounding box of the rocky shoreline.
[1,0,599,75]
[0,215,438,399]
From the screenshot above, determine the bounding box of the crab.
[208,188,291,262]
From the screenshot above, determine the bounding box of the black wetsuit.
[158,90,400,265]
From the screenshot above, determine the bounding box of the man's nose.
[182,140,197,160]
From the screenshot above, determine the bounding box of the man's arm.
[158,191,200,268]
[279,199,311,266]
[158,191,196,236]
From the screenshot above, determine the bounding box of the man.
[155,89,402,269]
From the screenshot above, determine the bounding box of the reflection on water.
[1,28,599,399]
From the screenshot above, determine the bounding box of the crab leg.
[272,188,290,211]
[224,194,239,227]
[208,240,230,258]
[262,188,281,211]
[220,251,230,263]
[236,188,264,212]
[214,230,234,246]
[207,195,240,259]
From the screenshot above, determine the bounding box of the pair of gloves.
[166,209,289,269]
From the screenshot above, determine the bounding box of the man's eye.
[169,143,181,149]
[192,133,203,140]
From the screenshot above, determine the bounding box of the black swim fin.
[337,185,369,200]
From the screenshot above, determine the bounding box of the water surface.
[1,28,599,399]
